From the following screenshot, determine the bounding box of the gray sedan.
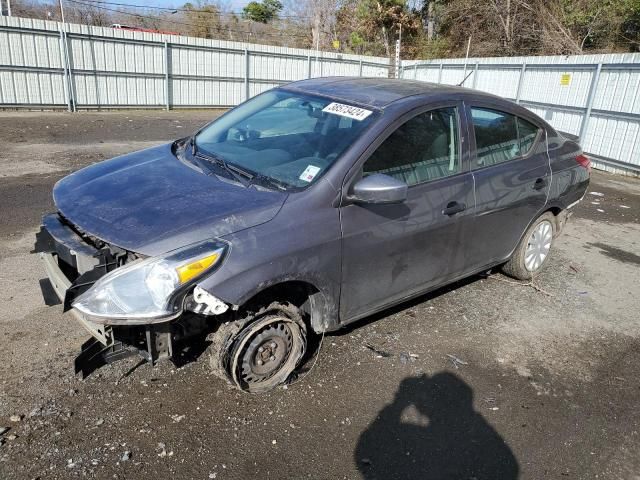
[34,78,590,392]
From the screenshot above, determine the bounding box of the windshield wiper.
[190,136,253,188]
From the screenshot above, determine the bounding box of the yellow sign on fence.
[560,73,571,86]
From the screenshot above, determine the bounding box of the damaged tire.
[208,303,307,394]
[502,212,556,280]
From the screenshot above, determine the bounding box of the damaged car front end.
[34,212,232,377]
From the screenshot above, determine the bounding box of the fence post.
[164,41,170,111]
[307,54,312,78]
[62,30,76,111]
[244,49,250,101]
[413,64,418,80]
[359,59,363,77]
[472,62,479,88]
[515,63,526,103]
[58,28,72,112]
[579,63,602,144]
[438,63,444,84]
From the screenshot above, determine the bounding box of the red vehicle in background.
[110,24,181,36]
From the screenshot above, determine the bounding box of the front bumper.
[40,250,111,345]
[34,214,212,377]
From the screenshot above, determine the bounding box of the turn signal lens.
[176,253,220,284]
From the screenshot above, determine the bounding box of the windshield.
[193,90,378,190]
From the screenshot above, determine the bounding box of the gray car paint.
[51,78,589,332]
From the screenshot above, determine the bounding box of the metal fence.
[0,16,390,111]
[401,54,640,175]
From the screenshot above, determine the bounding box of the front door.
[339,104,475,322]
[465,105,551,270]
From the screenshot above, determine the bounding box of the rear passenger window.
[518,117,539,154]
[471,108,540,169]
[363,107,460,186]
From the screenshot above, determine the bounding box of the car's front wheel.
[208,303,307,393]
[502,212,556,280]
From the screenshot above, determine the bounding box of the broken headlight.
[72,240,227,324]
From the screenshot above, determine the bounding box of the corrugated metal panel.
[593,69,640,114]
[172,79,243,107]
[584,116,640,166]
[475,67,519,98]
[0,15,390,110]
[520,67,592,108]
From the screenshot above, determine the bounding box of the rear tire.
[502,212,556,280]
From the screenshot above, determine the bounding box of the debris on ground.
[9,415,22,423]
[589,192,604,197]
[446,354,469,369]
[171,414,186,423]
[364,343,391,358]
[121,451,131,462]
[399,352,418,364]
[490,275,555,297]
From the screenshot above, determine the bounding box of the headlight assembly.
[73,240,227,324]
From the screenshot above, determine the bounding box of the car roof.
[282,77,503,108]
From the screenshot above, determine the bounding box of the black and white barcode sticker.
[322,102,373,121]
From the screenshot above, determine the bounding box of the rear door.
[465,104,551,270]
[339,103,475,322]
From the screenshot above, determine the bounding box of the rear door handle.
[533,177,547,190]
[442,201,466,216]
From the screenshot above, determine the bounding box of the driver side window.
[363,107,460,187]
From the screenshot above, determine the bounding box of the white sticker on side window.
[299,165,321,183]
[322,102,373,121]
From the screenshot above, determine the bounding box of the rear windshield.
[194,90,378,190]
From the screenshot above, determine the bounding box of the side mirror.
[349,173,408,205]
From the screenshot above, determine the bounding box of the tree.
[182,1,222,39]
[242,0,283,23]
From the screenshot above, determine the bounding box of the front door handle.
[533,177,547,190]
[442,201,466,216]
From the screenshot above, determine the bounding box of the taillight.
[576,154,591,173]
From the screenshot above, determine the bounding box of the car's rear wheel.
[208,303,307,393]
[502,212,556,280]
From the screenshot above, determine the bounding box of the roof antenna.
[458,70,474,87]
[458,36,473,87]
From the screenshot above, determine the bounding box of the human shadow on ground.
[355,372,519,480]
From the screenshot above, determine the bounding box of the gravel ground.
[0,110,639,480]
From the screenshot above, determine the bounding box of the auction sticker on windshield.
[322,102,373,121]
[299,165,321,182]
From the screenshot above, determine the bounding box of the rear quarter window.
[471,108,541,169]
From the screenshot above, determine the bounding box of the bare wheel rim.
[525,220,553,272]
[239,322,293,384]
[229,314,305,393]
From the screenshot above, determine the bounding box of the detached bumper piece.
[75,338,139,378]
[74,317,209,378]
[74,322,184,378]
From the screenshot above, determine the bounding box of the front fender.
[196,189,343,332]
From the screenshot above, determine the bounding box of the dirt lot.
[1,110,639,480]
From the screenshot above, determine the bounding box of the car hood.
[53,143,287,256]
